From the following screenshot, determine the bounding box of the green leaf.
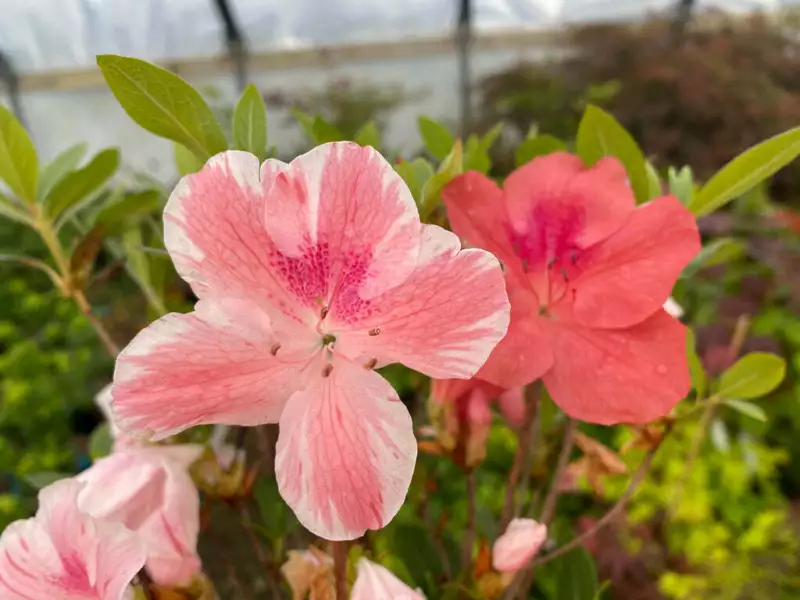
[556,547,598,600]
[0,192,32,225]
[44,148,119,219]
[689,126,800,217]
[96,55,227,160]
[388,522,443,588]
[686,328,707,399]
[576,105,649,204]
[89,422,113,459]
[395,157,434,202]
[463,134,491,174]
[722,399,767,422]
[645,161,662,200]
[253,476,293,539]
[232,84,267,161]
[290,107,316,141]
[96,189,162,231]
[420,140,463,219]
[681,238,745,279]
[515,134,567,166]
[174,142,205,176]
[0,104,38,203]
[718,352,786,399]
[354,121,380,148]
[312,116,344,144]
[710,418,730,453]
[37,143,88,203]
[23,472,70,490]
[479,121,505,152]
[668,165,694,206]
[418,116,455,161]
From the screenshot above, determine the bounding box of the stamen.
[322,333,336,346]
[322,364,334,377]
[320,306,329,320]
[365,358,378,369]
[270,343,281,356]
[368,327,381,337]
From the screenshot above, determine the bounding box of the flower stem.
[73,288,120,357]
[501,383,540,530]
[539,419,577,526]
[461,469,478,577]
[332,540,349,600]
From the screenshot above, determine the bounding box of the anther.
[368,327,381,337]
[320,306,329,320]
[322,364,334,377]
[270,343,281,356]
[365,358,378,369]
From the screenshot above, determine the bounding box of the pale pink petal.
[262,142,421,309]
[0,479,146,600]
[477,286,554,389]
[275,358,417,541]
[112,297,316,439]
[496,387,526,426]
[493,518,548,573]
[336,226,510,379]
[543,310,691,424]
[663,297,684,319]
[351,558,426,600]
[561,195,701,329]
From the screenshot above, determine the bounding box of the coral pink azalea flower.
[77,446,203,587]
[351,558,426,600]
[0,479,146,600]
[493,518,548,573]
[431,378,525,427]
[110,142,510,540]
[443,153,701,424]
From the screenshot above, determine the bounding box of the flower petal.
[338,225,510,379]
[564,195,701,329]
[497,387,526,426]
[493,518,548,573]
[476,286,554,389]
[112,298,315,439]
[543,310,690,424]
[351,558,425,600]
[275,358,417,541]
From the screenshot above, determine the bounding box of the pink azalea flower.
[351,558,426,600]
[0,479,146,600]
[443,153,700,424]
[77,446,203,587]
[110,143,510,540]
[492,518,548,573]
[431,378,525,427]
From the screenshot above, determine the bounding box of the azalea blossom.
[0,479,146,600]
[492,518,548,573]
[77,445,203,587]
[443,153,701,424]
[110,143,510,540]
[351,558,426,600]
[281,546,334,600]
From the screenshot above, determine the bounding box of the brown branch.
[332,541,349,600]
[539,419,577,526]
[461,469,478,577]
[73,289,120,357]
[500,383,540,529]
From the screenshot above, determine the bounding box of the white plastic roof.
[0,0,793,74]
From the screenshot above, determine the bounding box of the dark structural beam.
[211,0,248,92]
[456,0,473,137]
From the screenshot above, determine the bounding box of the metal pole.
[211,0,248,92]
[456,0,473,137]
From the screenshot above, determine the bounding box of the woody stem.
[501,383,540,530]
[332,540,349,600]
[461,469,478,577]
[539,419,577,526]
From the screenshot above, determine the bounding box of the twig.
[73,289,120,357]
[539,419,577,526]
[461,469,478,577]
[332,541,349,600]
[500,383,540,529]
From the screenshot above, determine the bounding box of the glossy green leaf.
[232,84,267,161]
[96,55,227,160]
[681,238,745,279]
[418,116,455,161]
[44,148,119,219]
[394,157,434,202]
[420,140,463,219]
[645,161,662,200]
[556,546,598,600]
[576,105,649,204]
[0,192,32,225]
[37,143,88,203]
[96,189,162,231]
[686,328,707,399]
[515,134,567,166]
[0,104,38,203]
[668,165,694,205]
[718,352,786,399]
[312,116,344,144]
[354,120,380,148]
[89,422,113,460]
[689,126,800,217]
[722,399,767,422]
[174,142,205,176]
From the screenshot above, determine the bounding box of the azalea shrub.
[0,52,798,600]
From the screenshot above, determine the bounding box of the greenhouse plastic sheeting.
[0,0,793,74]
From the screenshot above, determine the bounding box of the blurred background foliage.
[2,7,800,599]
